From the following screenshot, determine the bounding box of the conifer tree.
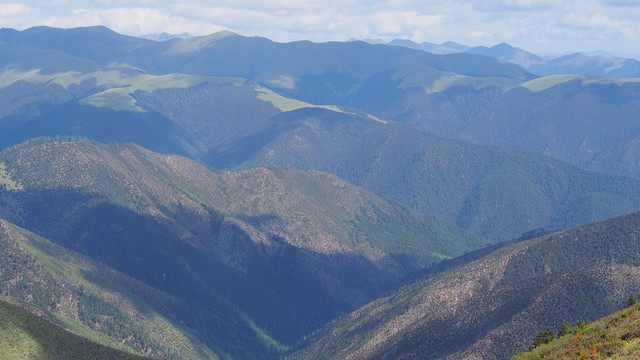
[558,321,573,337]
[627,294,637,308]
[529,326,556,350]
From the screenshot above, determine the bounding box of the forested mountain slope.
[230,107,640,242]
[296,211,640,360]
[0,219,213,359]
[0,138,480,358]
[376,79,640,179]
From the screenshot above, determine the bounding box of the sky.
[1,0,640,57]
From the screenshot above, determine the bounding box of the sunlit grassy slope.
[0,297,150,360]
[513,302,640,359]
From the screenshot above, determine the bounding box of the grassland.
[513,302,640,359]
[520,74,640,92]
[0,297,148,360]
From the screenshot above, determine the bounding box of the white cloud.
[466,30,493,37]
[600,0,640,7]
[0,3,32,17]
[561,13,620,30]
[39,7,225,35]
[472,0,557,11]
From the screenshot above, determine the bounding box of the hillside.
[0,297,149,360]
[230,107,640,242]
[3,25,640,201]
[370,76,640,179]
[513,301,640,359]
[0,138,481,358]
[0,218,214,359]
[295,211,640,360]
[3,25,640,360]
[3,60,640,244]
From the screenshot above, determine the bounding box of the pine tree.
[529,326,556,350]
[558,321,573,337]
[627,294,637,308]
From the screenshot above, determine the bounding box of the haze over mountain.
[4,26,640,183]
[391,38,640,78]
[2,25,640,359]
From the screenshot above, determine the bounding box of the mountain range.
[389,38,640,78]
[2,25,640,359]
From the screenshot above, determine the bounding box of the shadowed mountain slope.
[364,78,640,178]
[0,138,481,358]
[6,66,639,244]
[295,211,640,360]
[0,219,215,359]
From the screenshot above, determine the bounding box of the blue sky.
[2,0,640,57]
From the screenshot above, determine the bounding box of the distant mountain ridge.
[139,32,192,41]
[391,38,640,77]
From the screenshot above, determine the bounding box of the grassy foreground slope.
[295,211,640,360]
[0,297,148,360]
[513,302,640,359]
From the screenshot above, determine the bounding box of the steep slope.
[0,219,214,359]
[5,69,640,244]
[369,77,640,179]
[513,301,640,359]
[0,138,481,358]
[228,107,640,242]
[0,297,149,360]
[0,60,367,161]
[295,211,640,360]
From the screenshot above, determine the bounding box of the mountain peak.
[492,42,515,50]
